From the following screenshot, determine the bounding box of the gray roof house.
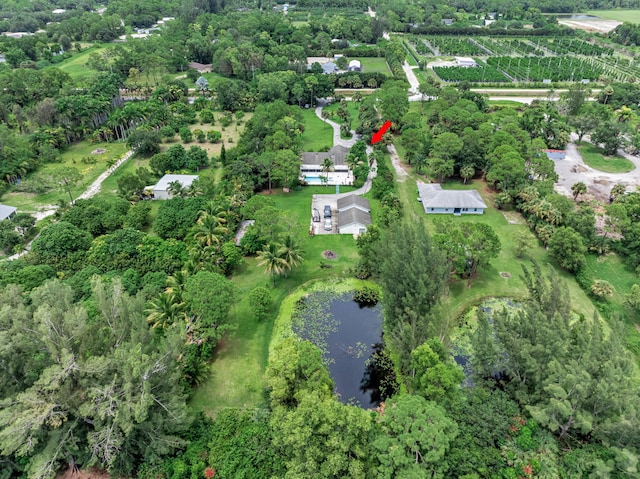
[0,204,17,221]
[322,62,338,74]
[337,207,371,235]
[151,174,199,200]
[418,183,486,215]
[300,146,353,185]
[543,149,566,160]
[337,194,370,213]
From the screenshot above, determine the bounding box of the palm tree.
[321,158,334,186]
[257,242,287,285]
[571,182,587,201]
[165,270,189,302]
[192,213,228,251]
[145,293,185,329]
[460,165,475,184]
[168,180,186,198]
[278,235,304,278]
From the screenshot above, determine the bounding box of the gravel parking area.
[553,138,640,201]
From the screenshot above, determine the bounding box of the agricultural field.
[424,36,486,56]
[433,62,510,82]
[531,37,614,56]
[486,56,604,82]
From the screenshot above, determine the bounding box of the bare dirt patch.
[322,250,338,260]
[91,148,107,154]
[501,210,523,224]
[499,272,512,279]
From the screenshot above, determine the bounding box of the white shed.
[348,59,362,71]
[455,57,478,67]
[0,204,17,221]
[152,174,199,200]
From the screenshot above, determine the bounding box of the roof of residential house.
[418,183,487,210]
[302,146,350,166]
[348,59,361,67]
[543,149,566,160]
[322,62,337,74]
[337,194,370,212]
[153,174,199,191]
[338,208,372,228]
[0,204,17,221]
[188,61,212,72]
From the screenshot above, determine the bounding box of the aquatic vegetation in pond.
[291,290,396,407]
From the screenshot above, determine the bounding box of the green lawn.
[577,143,635,173]
[587,9,640,23]
[352,57,391,74]
[56,44,115,81]
[300,108,333,151]
[419,180,598,319]
[189,186,360,416]
[1,141,128,213]
[322,101,361,135]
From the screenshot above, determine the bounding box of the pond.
[292,291,394,408]
[555,14,601,20]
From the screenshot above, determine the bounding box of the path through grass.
[1,141,128,213]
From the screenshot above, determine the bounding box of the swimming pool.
[304,176,325,185]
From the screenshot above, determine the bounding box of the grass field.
[56,44,115,81]
[189,185,360,415]
[418,180,598,319]
[587,9,640,23]
[1,141,128,213]
[300,108,333,151]
[352,57,391,74]
[577,143,635,173]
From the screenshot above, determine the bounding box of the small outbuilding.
[337,208,371,235]
[0,204,17,221]
[337,194,370,213]
[418,183,486,215]
[348,59,362,72]
[455,57,478,67]
[151,174,199,200]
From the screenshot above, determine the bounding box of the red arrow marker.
[371,120,392,144]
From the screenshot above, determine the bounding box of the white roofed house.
[151,174,199,200]
[418,183,486,215]
[0,204,17,221]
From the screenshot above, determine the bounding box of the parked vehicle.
[324,218,332,231]
[324,205,332,218]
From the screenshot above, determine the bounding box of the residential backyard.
[189,186,361,415]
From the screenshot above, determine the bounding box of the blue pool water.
[304,175,324,185]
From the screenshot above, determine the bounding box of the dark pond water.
[325,298,384,408]
[292,292,391,408]
[555,14,601,20]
